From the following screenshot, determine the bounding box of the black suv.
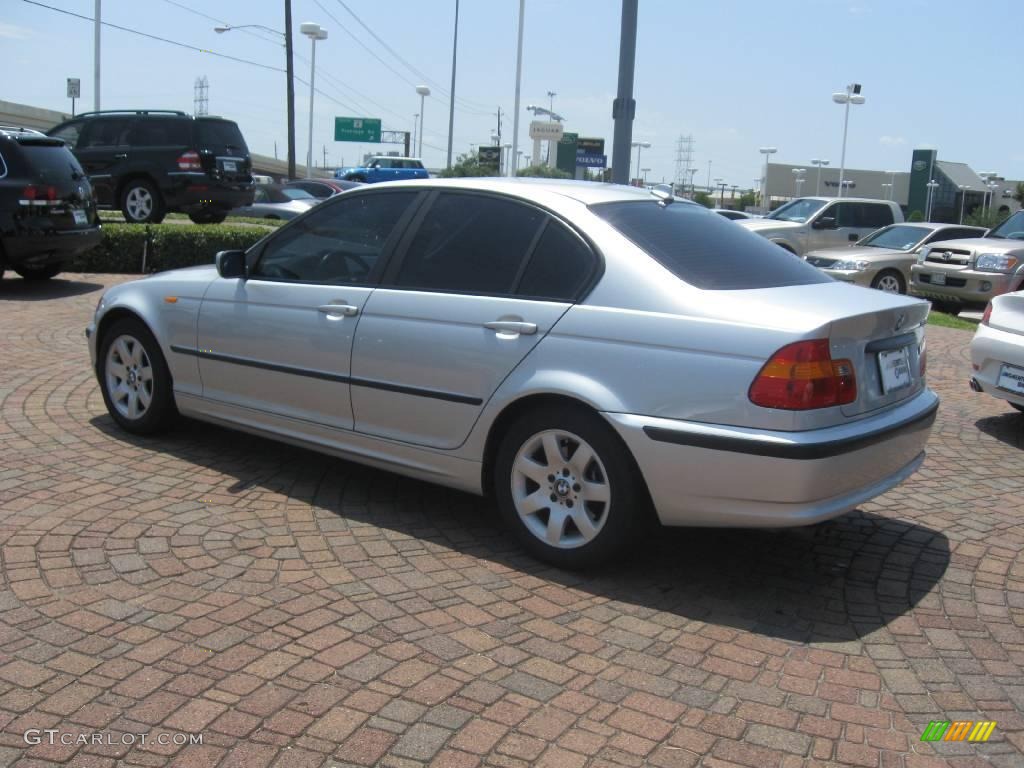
[0,126,102,281]
[47,110,254,224]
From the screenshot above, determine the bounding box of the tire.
[871,269,906,294]
[98,317,177,434]
[14,264,62,280]
[1010,403,1024,414]
[348,174,367,183]
[120,179,166,224]
[188,210,227,225]
[493,405,649,568]
[931,300,959,315]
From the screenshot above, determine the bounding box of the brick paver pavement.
[0,273,1022,768]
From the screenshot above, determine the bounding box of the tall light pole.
[832,83,865,198]
[926,179,940,221]
[959,185,971,224]
[688,168,698,197]
[715,178,727,207]
[631,141,650,183]
[884,169,897,201]
[446,0,459,169]
[415,85,431,158]
[610,0,638,185]
[792,168,806,197]
[412,113,419,156]
[987,181,999,214]
[881,183,892,200]
[93,0,101,110]
[641,167,650,185]
[216,21,296,179]
[759,147,777,211]
[510,0,525,179]
[300,22,327,179]
[810,158,829,196]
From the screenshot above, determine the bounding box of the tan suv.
[737,197,903,256]
[911,210,1024,309]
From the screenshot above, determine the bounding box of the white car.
[970,291,1024,413]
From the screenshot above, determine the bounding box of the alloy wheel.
[511,429,611,549]
[876,274,902,293]
[125,187,153,221]
[105,334,154,420]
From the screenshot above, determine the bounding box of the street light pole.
[925,179,940,221]
[510,0,525,179]
[299,23,327,179]
[416,85,431,158]
[631,141,650,183]
[610,0,638,185]
[445,0,459,169]
[792,168,806,197]
[811,158,829,196]
[959,185,971,224]
[832,83,865,198]
[759,147,777,212]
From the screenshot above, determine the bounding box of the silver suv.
[911,210,1024,308]
[738,197,903,256]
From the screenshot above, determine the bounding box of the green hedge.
[70,223,271,274]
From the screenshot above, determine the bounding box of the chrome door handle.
[484,320,537,335]
[317,303,359,317]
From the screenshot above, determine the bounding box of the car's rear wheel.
[494,405,647,568]
[99,318,176,434]
[14,264,62,280]
[188,210,227,224]
[348,174,367,183]
[871,269,906,294]
[121,179,166,224]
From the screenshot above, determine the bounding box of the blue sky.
[4,0,1023,186]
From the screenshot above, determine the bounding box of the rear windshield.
[860,225,930,250]
[196,120,248,152]
[591,201,831,290]
[16,142,84,182]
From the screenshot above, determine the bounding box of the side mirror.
[216,250,246,279]
[813,216,837,230]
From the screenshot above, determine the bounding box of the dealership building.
[764,149,1020,222]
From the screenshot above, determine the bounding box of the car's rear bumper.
[969,323,1024,408]
[911,266,1019,304]
[1,227,103,267]
[604,389,938,527]
[162,173,255,213]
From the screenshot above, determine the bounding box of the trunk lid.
[990,292,1024,336]
[16,138,97,230]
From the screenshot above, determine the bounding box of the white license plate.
[878,346,913,394]
[997,363,1024,394]
[222,160,237,172]
[931,273,946,286]
[72,210,88,225]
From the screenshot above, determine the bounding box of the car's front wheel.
[99,318,176,434]
[871,269,906,294]
[14,264,62,280]
[494,405,647,568]
[121,179,166,224]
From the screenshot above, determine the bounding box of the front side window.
[766,198,826,223]
[252,192,416,284]
[79,119,131,148]
[988,211,1024,240]
[49,121,84,148]
[591,201,830,290]
[861,225,930,250]
[393,193,544,294]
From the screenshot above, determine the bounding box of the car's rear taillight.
[176,150,202,171]
[19,185,58,206]
[981,302,992,326]
[749,339,857,410]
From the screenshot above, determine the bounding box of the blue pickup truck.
[335,157,429,184]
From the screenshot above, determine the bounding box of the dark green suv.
[47,110,254,224]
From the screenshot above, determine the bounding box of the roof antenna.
[650,183,674,205]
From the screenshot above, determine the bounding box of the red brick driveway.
[0,274,1022,768]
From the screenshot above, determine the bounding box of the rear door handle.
[317,303,359,317]
[484,320,537,335]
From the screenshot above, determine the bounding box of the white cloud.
[879,135,906,146]
[0,23,31,40]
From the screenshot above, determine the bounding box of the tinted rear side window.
[80,118,131,147]
[196,120,247,151]
[858,203,893,228]
[128,118,191,147]
[394,193,544,294]
[517,221,596,301]
[591,201,831,290]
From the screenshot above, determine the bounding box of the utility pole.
[495,107,502,146]
[446,0,459,169]
[611,0,638,184]
[510,0,525,179]
[322,145,327,169]
[284,0,297,180]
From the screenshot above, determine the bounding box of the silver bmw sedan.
[86,178,938,568]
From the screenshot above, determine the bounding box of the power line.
[157,0,281,47]
[22,0,284,73]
